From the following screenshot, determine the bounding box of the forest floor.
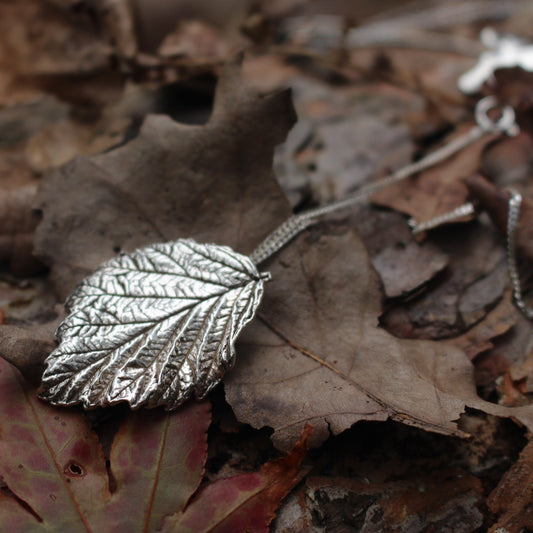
[1,1,533,531]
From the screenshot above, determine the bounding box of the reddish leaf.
[162,424,313,533]
[102,406,210,532]
[0,357,211,532]
[0,355,306,532]
[0,357,109,533]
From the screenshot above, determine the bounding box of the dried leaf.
[161,424,313,533]
[371,240,448,298]
[350,208,449,299]
[0,356,211,532]
[40,240,268,409]
[372,125,495,224]
[225,227,472,449]
[487,439,533,533]
[225,225,533,450]
[34,57,295,300]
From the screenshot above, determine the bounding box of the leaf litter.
[1,2,533,530]
[17,59,533,451]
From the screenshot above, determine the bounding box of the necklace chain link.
[506,190,533,319]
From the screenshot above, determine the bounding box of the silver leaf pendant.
[39,239,270,410]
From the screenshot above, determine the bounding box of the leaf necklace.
[38,94,526,411]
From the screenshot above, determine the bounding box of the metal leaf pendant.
[39,239,270,410]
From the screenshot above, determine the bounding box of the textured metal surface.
[40,239,269,409]
[506,190,533,320]
[407,202,476,235]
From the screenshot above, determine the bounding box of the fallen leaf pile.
[1,1,533,531]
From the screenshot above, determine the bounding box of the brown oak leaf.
[34,56,295,300]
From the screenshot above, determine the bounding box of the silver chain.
[506,189,533,319]
[408,202,476,235]
[250,96,518,265]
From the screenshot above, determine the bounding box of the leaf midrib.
[21,375,95,533]
[143,415,170,533]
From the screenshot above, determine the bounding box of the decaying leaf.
[34,57,295,301]
[487,439,533,533]
[0,357,310,532]
[40,240,268,410]
[0,356,210,532]
[225,226,468,449]
[225,224,533,450]
[161,424,313,533]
